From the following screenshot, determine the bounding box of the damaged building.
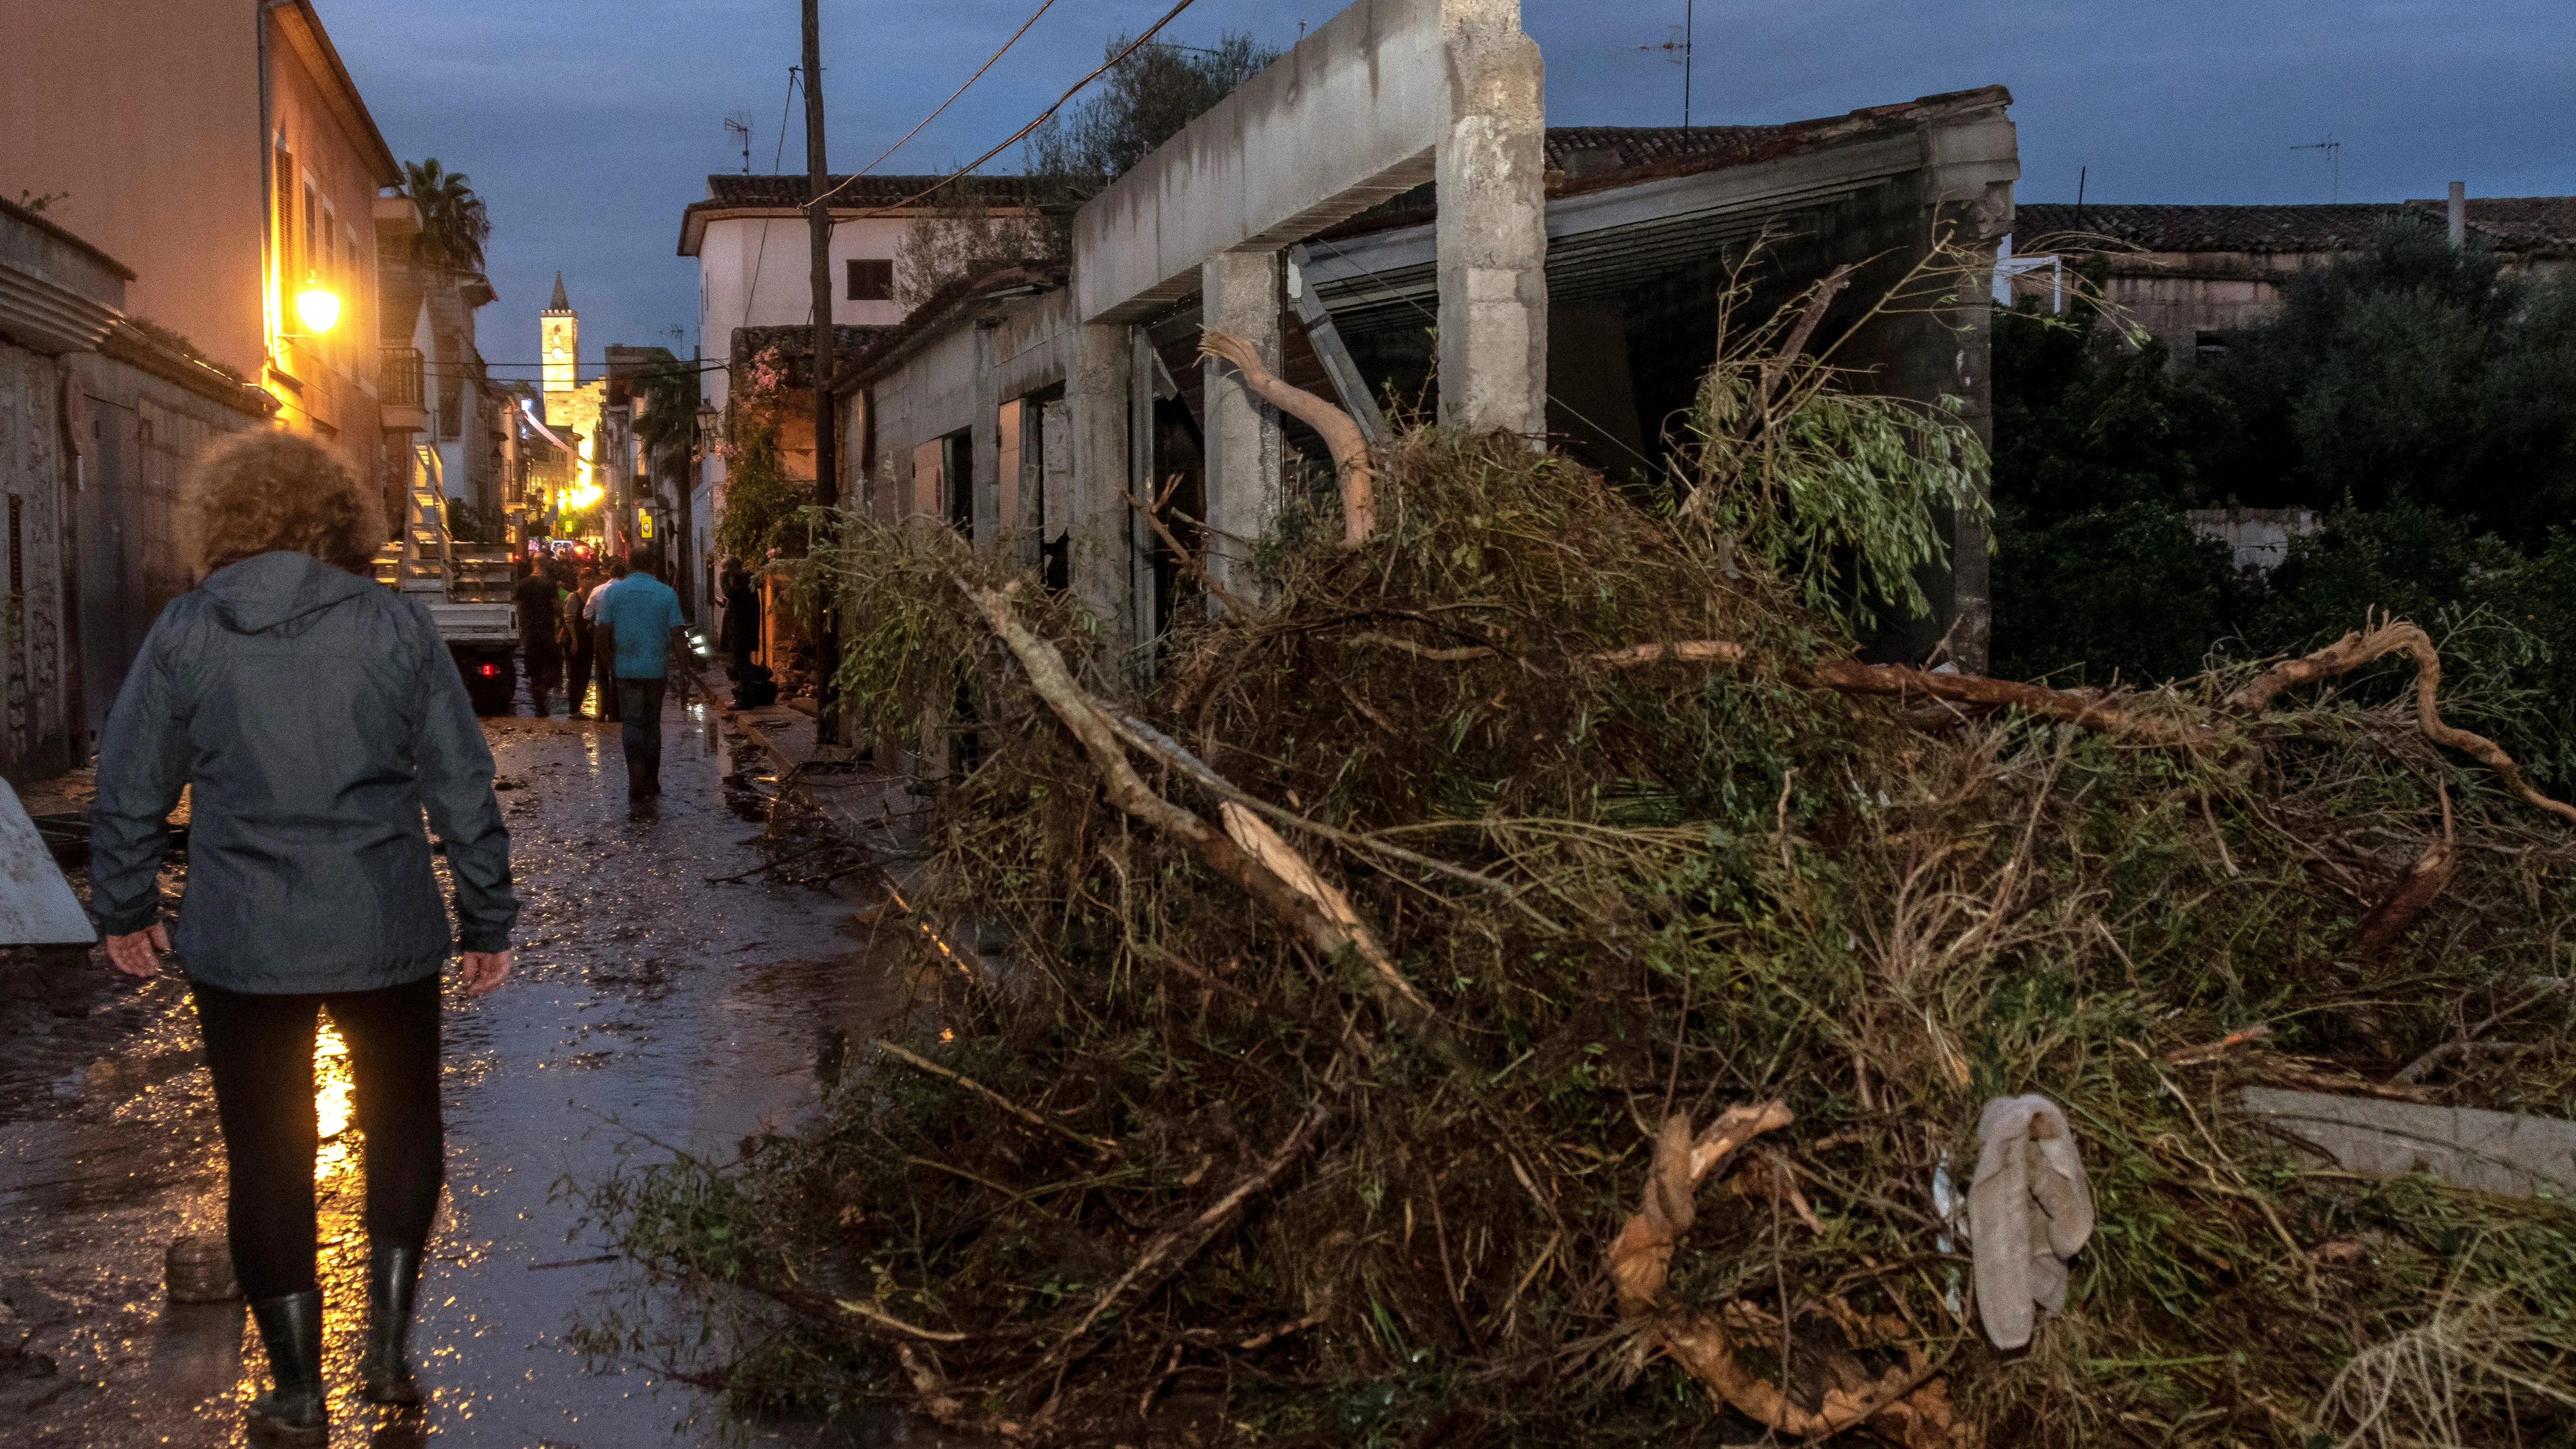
[682,0,2021,756]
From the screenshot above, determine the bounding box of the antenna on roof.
[1635,0,1697,129]
[2292,135,2341,203]
[724,112,753,174]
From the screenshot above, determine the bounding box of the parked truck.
[373,458,520,715]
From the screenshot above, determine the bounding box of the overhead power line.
[843,0,1063,180]
[812,0,1204,214]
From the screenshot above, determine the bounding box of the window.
[2194,330,2229,362]
[847,258,893,302]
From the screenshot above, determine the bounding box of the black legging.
[191,975,444,1300]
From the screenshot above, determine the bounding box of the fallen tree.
[581,275,2576,1446]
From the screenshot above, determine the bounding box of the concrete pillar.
[971,320,1003,543]
[1068,320,1135,669]
[1435,0,1548,436]
[1201,248,1284,602]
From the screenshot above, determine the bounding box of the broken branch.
[1202,328,1377,545]
[1035,1093,1335,1381]
[2350,784,2456,962]
[960,579,1431,1022]
[2225,620,2576,825]
[875,1039,1121,1157]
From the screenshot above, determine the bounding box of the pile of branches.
[582,287,2576,1447]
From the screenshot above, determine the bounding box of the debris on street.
[578,282,2576,1444]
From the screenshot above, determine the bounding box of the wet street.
[0,693,905,1447]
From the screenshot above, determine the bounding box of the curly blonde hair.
[185,430,385,573]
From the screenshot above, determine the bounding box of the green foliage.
[2204,216,2576,545]
[1685,263,1993,635]
[1992,500,2230,683]
[1990,314,2231,525]
[1023,33,1278,201]
[2248,503,2510,646]
[399,158,490,275]
[627,351,698,465]
[713,408,803,563]
[1988,309,2242,682]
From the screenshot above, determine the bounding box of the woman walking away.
[88,433,517,1445]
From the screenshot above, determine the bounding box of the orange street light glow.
[294,284,341,335]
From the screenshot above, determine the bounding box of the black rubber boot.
[244,1290,327,1445]
[359,1244,426,1406]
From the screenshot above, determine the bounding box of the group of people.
[510,549,689,799]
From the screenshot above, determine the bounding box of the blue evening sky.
[318,0,2575,381]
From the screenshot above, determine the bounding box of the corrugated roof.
[2014,198,2576,257]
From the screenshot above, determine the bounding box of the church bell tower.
[539,271,578,420]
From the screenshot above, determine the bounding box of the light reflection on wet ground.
[0,695,911,1446]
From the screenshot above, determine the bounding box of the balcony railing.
[382,346,424,409]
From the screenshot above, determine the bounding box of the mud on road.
[0,697,914,1448]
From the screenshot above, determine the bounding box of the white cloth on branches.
[1968,1094,2094,1350]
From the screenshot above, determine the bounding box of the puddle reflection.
[315,1019,353,1181]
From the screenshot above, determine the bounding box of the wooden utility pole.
[802,0,842,744]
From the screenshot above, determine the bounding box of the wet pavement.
[0,690,911,1446]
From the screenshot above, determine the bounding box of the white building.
[674,173,1033,599]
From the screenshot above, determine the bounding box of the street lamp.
[291,278,341,336]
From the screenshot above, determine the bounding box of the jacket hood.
[200,551,380,635]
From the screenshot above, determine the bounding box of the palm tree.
[401,159,491,274]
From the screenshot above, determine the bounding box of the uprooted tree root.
[579,420,2576,1441]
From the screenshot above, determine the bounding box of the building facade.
[676,175,1033,613]
[2009,196,2576,364]
[1,1,406,495]
[0,199,273,777]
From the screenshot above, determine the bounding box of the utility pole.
[802,0,841,745]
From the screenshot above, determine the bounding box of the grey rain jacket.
[88,551,516,993]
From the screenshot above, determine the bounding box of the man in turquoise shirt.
[593,549,689,799]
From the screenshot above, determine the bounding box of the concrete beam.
[1201,249,1284,602]
[1072,0,1457,326]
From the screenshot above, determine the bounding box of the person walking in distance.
[513,560,562,718]
[87,433,515,1444]
[593,545,689,799]
[585,558,628,724]
[562,565,600,717]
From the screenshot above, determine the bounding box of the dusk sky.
[321,0,2575,383]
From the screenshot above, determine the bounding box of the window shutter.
[274,147,297,294]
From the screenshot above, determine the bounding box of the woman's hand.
[458,950,512,997]
[104,923,171,978]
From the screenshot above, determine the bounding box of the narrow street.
[0,694,906,1447]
